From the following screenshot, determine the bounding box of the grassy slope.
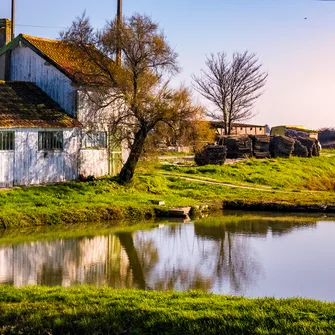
[0,155,334,227]
[0,286,334,335]
[161,155,335,191]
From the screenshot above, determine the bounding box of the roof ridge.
[0,34,112,85]
[21,34,61,43]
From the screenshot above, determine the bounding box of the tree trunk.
[119,127,147,183]
[227,119,232,135]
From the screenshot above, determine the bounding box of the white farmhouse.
[0,19,127,187]
[0,81,81,187]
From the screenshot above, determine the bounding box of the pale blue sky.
[1,0,335,129]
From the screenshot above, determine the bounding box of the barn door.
[0,152,14,187]
[109,136,123,176]
[0,131,15,188]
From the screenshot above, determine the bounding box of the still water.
[0,215,335,301]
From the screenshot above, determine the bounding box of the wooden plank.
[11,46,77,116]
[79,149,109,177]
[14,129,79,186]
[0,151,14,187]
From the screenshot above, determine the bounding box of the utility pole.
[11,0,15,40]
[116,0,122,66]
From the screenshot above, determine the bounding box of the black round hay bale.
[220,136,252,158]
[292,139,308,157]
[195,145,227,166]
[270,135,295,158]
[297,137,317,157]
[249,135,271,158]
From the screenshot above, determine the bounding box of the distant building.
[211,121,266,136]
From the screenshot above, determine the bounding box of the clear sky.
[1,0,335,129]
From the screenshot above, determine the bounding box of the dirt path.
[162,173,319,194]
[159,156,245,166]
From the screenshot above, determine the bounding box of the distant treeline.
[319,128,335,148]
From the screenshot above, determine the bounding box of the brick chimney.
[0,19,11,80]
[0,19,11,50]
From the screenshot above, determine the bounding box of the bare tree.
[192,51,268,135]
[61,13,198,182]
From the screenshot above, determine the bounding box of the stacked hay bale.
[195,145,227,166]
[269,135,295,158]
[219,136,253,158]
[297,137,320,157]
[249,135,271,158]
[292,139,309,157]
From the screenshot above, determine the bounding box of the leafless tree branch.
[192,51,267,135]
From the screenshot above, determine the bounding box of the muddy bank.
[222,200,335,214]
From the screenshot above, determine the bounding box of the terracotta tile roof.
[20,34,111,84]
[0,81,82,129]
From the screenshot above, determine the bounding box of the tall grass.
[0,286,335,334]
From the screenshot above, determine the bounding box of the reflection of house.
[271,125,319,140]
[0,19,127,187]
[211,121,266,136]
[0,235,131,287]
[0,247,13,284]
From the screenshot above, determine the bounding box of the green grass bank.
[0,286,334,335]
[0,154,334,228]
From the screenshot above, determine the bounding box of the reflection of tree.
[219,220,316,237]
[220,231,260,293]
[136,239,159,273]
[151,269,212,292]
[134,224,216,292]
[116,233,147,289]
[195,224,262,294]
[269,221,315,236]
[115,232,162,290]
[194,219,316,294]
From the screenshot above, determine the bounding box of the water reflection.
[1,217,331,300]
[0,236,129,287]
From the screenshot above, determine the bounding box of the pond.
[0,213,334,301]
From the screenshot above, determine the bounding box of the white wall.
[76,89,118,129]
[15,128,79,186]
[10,45,77,117]
[0,128,79,188]
[0,151,14,187]
[79,149,109,178]
[77,89,129,176]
